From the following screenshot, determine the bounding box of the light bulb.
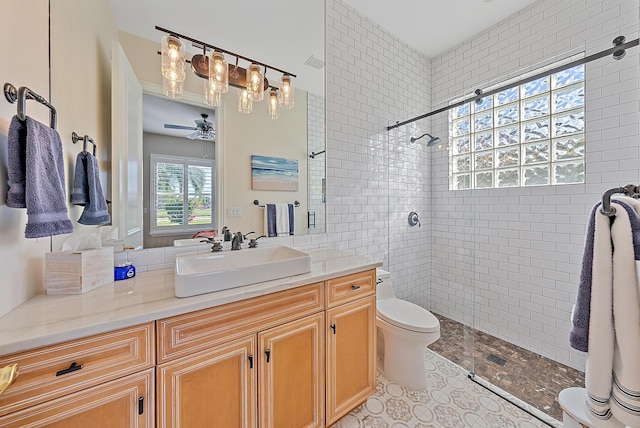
[268,89,279,120]
[208,52,229,94]
[204,80,221,107]
[161,35,185,82]
[238,88,253,113]
[279,75,294,109]
[246,64,264,101]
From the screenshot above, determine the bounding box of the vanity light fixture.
[156,26,296,117]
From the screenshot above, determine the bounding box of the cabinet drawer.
[0,367,154,427]
[0,322,154,417]
[325,270,376,308]
[157,282,324,363]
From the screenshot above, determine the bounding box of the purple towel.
[266,204,276,237]
[570,199,640,352]
[70,152,89,206]
[6,116,73,238]
[570,203,598,352]
[288,203,294,235]
[78,153,110,225]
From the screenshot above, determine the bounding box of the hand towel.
[7,116,73,238]
[70,152,89,205]
[288,203,295,235]
[264,204,277,237]
[585,199,640,427]
[78,152,111,225]
[6,116,26,207]
[275,203,290,237]
[570,202,598,352]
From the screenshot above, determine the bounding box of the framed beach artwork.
[251,155,299,191]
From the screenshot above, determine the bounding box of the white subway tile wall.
[308,93,326,234]
[429,0,639,370]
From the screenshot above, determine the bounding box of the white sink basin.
[174,246,311,297]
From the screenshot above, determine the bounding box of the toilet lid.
[377,298,440,333]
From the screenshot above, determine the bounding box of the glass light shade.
[279,75,294,109]
[163,76,183,99]
[208,52,229,93]
[268,89,279,120]
[238,88,253,114]
[246,63,264,101]
[161,35,186,82]
[204,80,222,107]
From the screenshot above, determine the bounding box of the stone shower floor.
[427,313,585,422]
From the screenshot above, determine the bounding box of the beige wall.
[0,0,117,317]
[119,30,308,238]
[0,0,50,318]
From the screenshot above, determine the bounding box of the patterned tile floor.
[428,313,585,421]
[332,349,550,428]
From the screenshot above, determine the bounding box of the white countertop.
[0,248,381,356]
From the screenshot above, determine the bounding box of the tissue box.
[45,247,114,294]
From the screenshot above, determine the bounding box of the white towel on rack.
[585,199,640,427]
[275,203,290,237]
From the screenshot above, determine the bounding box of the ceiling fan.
[164,113,215,141]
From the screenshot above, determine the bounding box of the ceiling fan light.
[209,52,229,93]
[268,89,279,120]
[246,63,264,101]
[204,80,222,107]
[279,75,294,109]
[238,88,253,114]
[161,35,186,82]
[163,76,183,99]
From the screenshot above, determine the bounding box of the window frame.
[150,153,216,236]
[448,57,585,190]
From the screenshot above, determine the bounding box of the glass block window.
[449,63,585,190]
[151,154,215,234]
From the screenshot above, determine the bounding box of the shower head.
[410,133,441,147]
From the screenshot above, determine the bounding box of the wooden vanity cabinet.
[0,323,155,427]
[156,282,325,428]
[325,270,377,426]
[258,312,325,428]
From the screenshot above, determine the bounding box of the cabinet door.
[0,368,154,427]
[326,295,376,426]
[157,336,256,428]
[259,312,324,428]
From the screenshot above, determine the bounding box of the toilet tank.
[376,268,395,300]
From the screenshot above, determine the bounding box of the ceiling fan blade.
[164,124,197,130]
[194,119,206,127]
[186,131,199,140]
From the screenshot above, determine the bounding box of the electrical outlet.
[227,207,242,218]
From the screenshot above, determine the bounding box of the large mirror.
[109,0,325,248]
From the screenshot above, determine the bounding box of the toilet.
[376,268,440,389]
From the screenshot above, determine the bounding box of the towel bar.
[254,200,300,208]
[3,82,57,129]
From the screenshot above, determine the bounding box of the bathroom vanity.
[0,248,380,427]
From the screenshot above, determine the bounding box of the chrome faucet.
[231,232,243,250]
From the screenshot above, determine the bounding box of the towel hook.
[71,132,97,156]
